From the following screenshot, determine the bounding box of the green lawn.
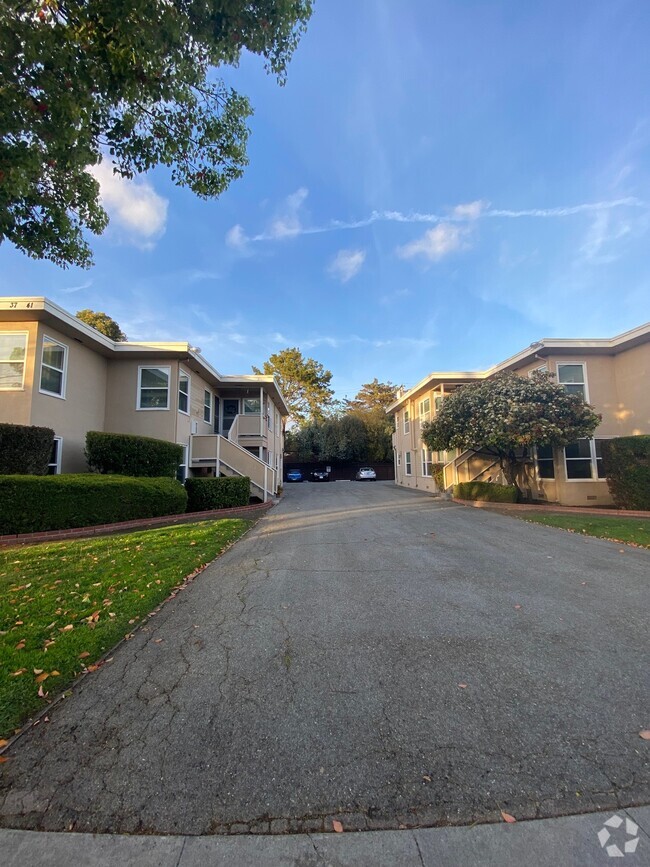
[524,514,650,548]
[0,519,250,738]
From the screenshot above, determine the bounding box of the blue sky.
[2,0,650,399]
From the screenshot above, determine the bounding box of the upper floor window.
[243,397,261,414]
[40,336,67,398]
[405,451,412,475]
[178,371,190,414]
[434,395,444,414]
[203,390,212,423]
[529,364,548,377]
[0,332,27,390]
[138,366,170,409]
[419,397,431,423]
[557,363,586,400]
[404,409,410,433]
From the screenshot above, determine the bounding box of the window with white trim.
[40,336,67,397]
[422,447,433,476]
[434,395,444,414]
[396,451,401,466]
[529,364,548,377]
[138,367,170,409]
[243,397,261,414]
[0,332,27,390]
[176,443,188,483]
[405,451,412,475]
[419,397,431,423]
[178,371,190,414]
[404,410,410,433]
[558,363,586,400]
[564,438,607,480]
[203,389,212,423]
[47,436,63,474]
[535,444,555,478]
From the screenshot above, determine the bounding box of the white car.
[355,467,377,481]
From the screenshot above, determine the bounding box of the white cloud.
[225,224,249,250]
[328,248,366,282]
[396,223,467,262]
[267,187,309,239]
[60,279,93,294]
[89,161,167,246]
[451,200,488,220]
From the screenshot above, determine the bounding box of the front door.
[222,398,239,434]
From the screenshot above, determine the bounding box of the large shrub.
[601,436,650,510]
[0,423,54,475]
[185,476,250,512]
[86,431,182,477]
[0,475,187,535]
[453,481,518,503]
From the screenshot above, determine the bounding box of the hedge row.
[0,423,54,475]
[602,436,650,510]
[185,476,250,512]
[0,475,188,535]
[453,481,518,503]
[86,431,183,478]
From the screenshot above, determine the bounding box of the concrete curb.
[2,807,649,866]
[452,498,650,518]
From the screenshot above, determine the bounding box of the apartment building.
[387,322,650,507]
[0,297,288,501]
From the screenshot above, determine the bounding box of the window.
[404,410,410,433]
[178,371,190,414]
[422,447,433,476]
[419,397,431,423]
[203,390,212,423]
[434,395,444,414]
[40,336,67,397]
[47,436,62,474]
[535,444,555,478]
[564,438,607,480]
[138,367,170,409]
[529,364,548,377]
[176,443,188,483]
[0,332,27,390]
[405,451,412,475]
[558,363,586,399]
[396,452,401,466]
[243,397,261,414]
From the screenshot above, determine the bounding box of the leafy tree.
[0,0,312,268]
[421,371,601,489]
[253,347,335,428]
[346,378,402,412]
[76,309,126,340]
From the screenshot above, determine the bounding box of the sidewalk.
[2,808,649,866]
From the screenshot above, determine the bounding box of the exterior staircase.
[189,425,277,502]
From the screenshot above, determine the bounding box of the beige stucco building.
[387,322,650,507]
[0,297,288,501]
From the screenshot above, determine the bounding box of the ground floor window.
[405,451,412,475]
[422,447,433,476]
[396,451,401,466]
[564,438,607,480]
[176,443,188,483]
[47,436,62,474]
[535,444,555,478]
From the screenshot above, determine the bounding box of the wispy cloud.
[328,248,366,282]
[89,161,168,248]
[225,224,249,251]
[396,223,467,262]
[60,279,93,294]
[451,200,488,220]
[225,188,309,250]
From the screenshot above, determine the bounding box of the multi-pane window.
[558,364,586,399]
[244,397,261,414]
[419,398,431,423]
[564,439,607,480]
[396,452,401,466]
[178,371,190,414]
[0,333,27,389]
[404,410,410,433]
[203,390,212,423]
[176,443,188,483]
[422,447,433,476]
[405,451,412,475]
[138,367,170,409]
[47,437,62,474]
[434,395,444,414]
[535,445,555,478]
[40,336,67,397]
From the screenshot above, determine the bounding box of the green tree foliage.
[421,371,601,489]
[253,347,335,427]
[76,309,126,340]
[346,378,401,412]
[0,0,312,267]
[345,379,401,462]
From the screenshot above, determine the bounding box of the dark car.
[286,469,303,482]
[311,469,330,482]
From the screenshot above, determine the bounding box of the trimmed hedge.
[0,423,54,475]
[185,476,250,512]
[86,431,182,478]
[601,436,650,510]
[0,475,187,535]
[453,481,518,503]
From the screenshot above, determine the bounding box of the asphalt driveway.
[0,481,648,834]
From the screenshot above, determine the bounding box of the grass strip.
[524,514,650,548]
[0,519,250,738]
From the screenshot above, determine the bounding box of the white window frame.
[243,397,261,414]
[563,438,608,482]
[404,409,410,434]
[419,397,431,423]
[137,365,171,410]
[422,447,433,477]
[557,361,589,402]
[48,436,63,474]
[177,443,188,483]
[178,369,190,415]
[528,364,548,377]
[405,451,412,475]
[203,389,212,424]
[0,331,28,391]
[39,335,68,399]
[396,451,401,467]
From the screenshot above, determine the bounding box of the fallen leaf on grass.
[501,811,516,823]
[35,673,49,683]
[332,820,344,833]
[15,640,26,650]
[33,668,44,675]
[37,685,47,698]
[60,624,74,632]
[0,739,8,748]
[640,730,650,740]
[50,670,60,676]
[78,651,90,659]
[10,669,27,677]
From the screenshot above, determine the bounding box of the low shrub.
[432,462,445,491]
[0,475,187,535]
[601,436,650,510]
[86,431,182,478]
[185,476,250,512]
[0,423,54,475]
[453,481,518,503]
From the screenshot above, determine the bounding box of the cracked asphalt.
[0,481,648,835]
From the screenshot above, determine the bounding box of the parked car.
[311,469,330,482]
[355,467,377,481]
[286,469,303,482]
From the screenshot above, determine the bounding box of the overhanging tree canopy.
[76,309,126,340]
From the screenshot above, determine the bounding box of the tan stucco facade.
[388,324,650,507]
